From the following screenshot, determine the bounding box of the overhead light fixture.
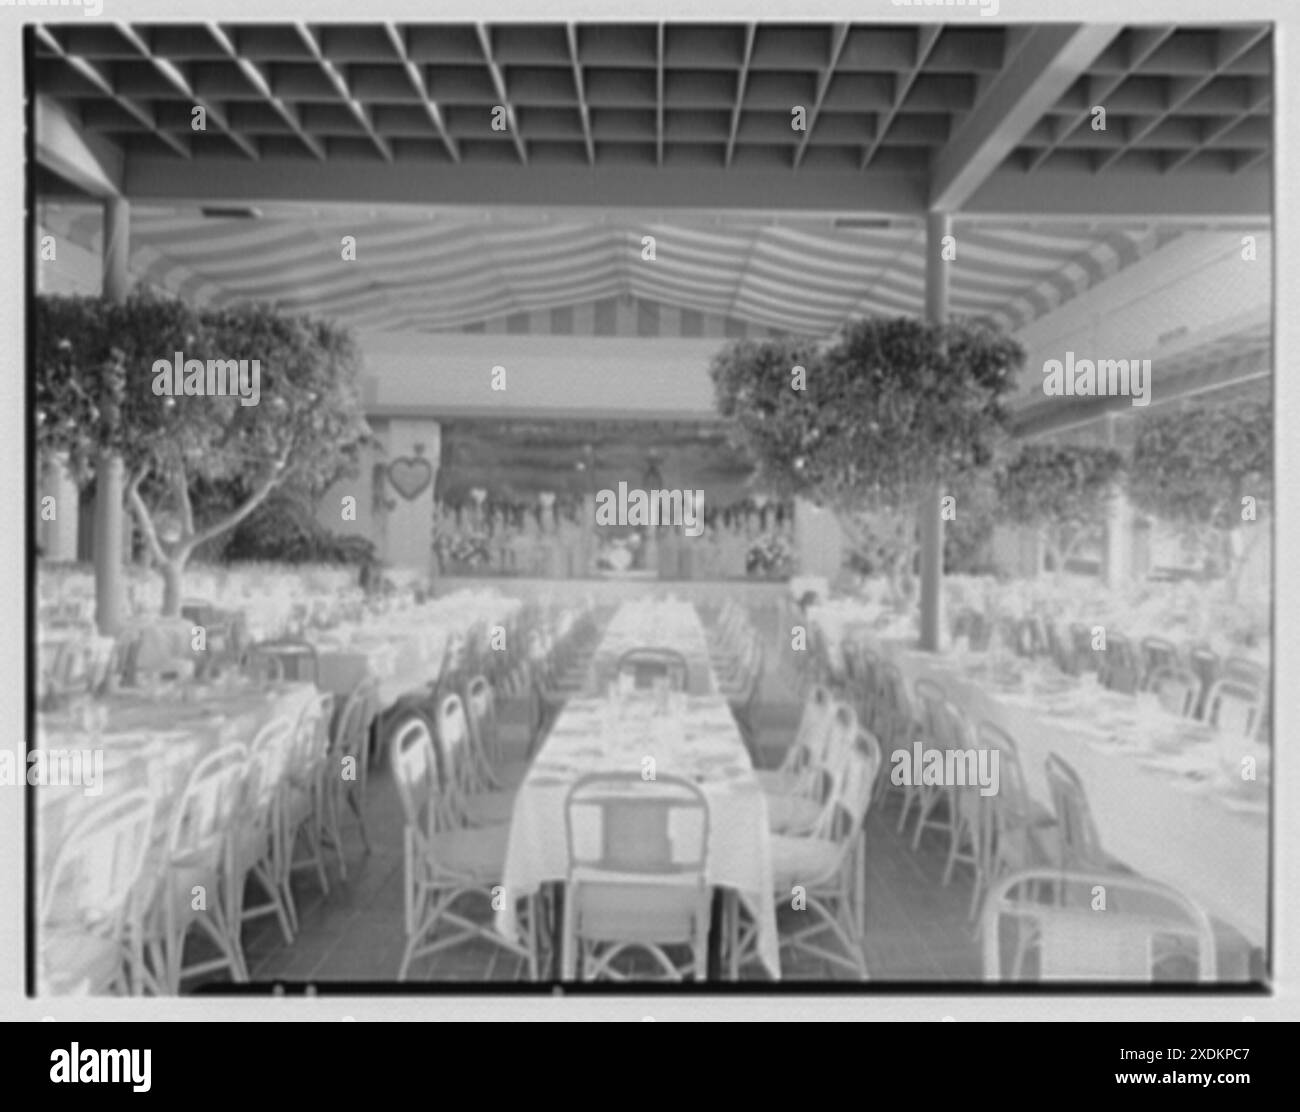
[200,205,263,219]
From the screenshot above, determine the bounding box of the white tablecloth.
[849,631,1268,947]
[495,601,781,978]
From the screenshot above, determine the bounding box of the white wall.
[357,329,725,420]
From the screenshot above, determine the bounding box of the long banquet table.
[36,680,320,900]
[494,600,781,978]
[814,610,1268,952]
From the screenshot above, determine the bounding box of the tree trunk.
[159,557,186,617]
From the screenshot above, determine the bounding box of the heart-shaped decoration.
[387,456,433,501]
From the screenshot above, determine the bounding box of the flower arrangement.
[746,532,794,579]
[434,528,492,570]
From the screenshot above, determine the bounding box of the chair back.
[40,789,154,931]
[1205,679,1263,739]
[1222,656,1266,690]
[617,647,688,692]
[1044,753,1105,869]
[565,773,709,879]
[1098,633,1141,694]
[1139,637,1179,687]
[981,869,1217,981]
[166,743,248,869]
[1149,667,1200,718]
[252,639,319,684]
[390,717,438,836]
[332,677,379,769]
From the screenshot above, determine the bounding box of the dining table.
[494,600,781,979]
[831,620,1269,960]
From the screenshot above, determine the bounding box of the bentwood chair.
[465,675,530,791]
[1204,680,1265,740]
[901,679,963,851]
[228,718,297,966]
[1148,667,1201,719]
[734,724,882,979]
[561,773,712,981]
[969,722,1056,923]
[617,647,689,693]
[756,685,836,798]
[39,790,155,995]
[390,718,533,980]
[281,693,335,931]
[323,678,380,872]
[1043,754,1129,877]
[1098,633,1142,694]
[981,870,1217,981]
[763,700,856,837]
[1187,645,1221,719]
[435,693,518,829]
[252,639,320,685]
[1138,637,1180,690]
[140,744,249,994]
[1222,657,1267,691]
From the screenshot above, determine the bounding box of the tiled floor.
[191,690,984,988]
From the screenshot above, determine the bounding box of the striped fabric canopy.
[38,202,1228,338]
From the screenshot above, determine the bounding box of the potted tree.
[995,442,1126,574]
[1127,395,1271,600]
[35,291,373,617]
[709,318,1023,609]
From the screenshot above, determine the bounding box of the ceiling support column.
[919,210,951,653]
[93,196,130,634]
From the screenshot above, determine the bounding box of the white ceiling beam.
[929,24,1122,211]
[656,25,666,168]
[861,25,940,172]
[567,24,595,167]
[295,23,393,162]
[35,94,125,197]
[725,25,756,170]
[476,24,528,166]
[793,24,849,171]
[36,25,190,160]
[209,24,326,161]
[117,24,259,161]
[383,23,460,164]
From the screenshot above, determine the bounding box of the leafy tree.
[35,291,374,615]
[1128,395,1272,592]
[710,318,1023,594]
[996,443,1125,573]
